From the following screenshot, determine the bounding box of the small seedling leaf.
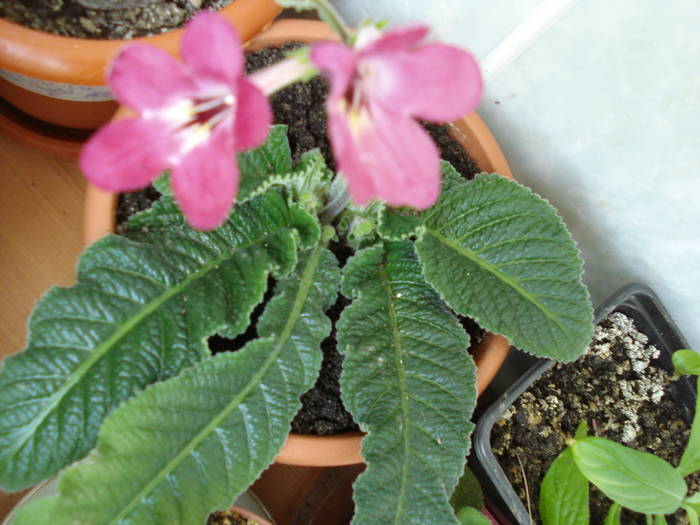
[540,447,589,525]
[450,465,485,512]
[571,437,686,515]
[673,350,700,377]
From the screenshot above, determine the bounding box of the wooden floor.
[0,133,87,519]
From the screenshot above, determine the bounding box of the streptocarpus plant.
[539,350,700,525]
[0,3,593,524]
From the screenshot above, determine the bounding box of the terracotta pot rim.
[0,0,281,85]
[82,18,513,468]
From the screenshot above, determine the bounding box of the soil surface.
[492,312,699,524]
[116,44,481,436]
[207,509,260,525]
[0,0,232,39]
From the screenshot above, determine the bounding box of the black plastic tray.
[471,283,694,525]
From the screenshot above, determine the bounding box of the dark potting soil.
[116,43,481,436]
[492,312,699,524]
[0,0,232,39]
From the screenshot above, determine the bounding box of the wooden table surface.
[0,133,86,520]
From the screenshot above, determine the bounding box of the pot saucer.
[0,98,91,159]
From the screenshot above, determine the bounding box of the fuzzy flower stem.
[249,54,318,96]
[321,175,351,224]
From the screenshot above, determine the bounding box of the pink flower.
[80,12,271,230]
[311,25,482,209]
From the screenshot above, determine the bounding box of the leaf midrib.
[424,228,567,336]
[108,244,324,524]
[378,260,411,525]
[6,236,270,464]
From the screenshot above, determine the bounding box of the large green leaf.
[571,437,686,515]
[338,241,475,525]
[539,447,589,525]
[237,124,293,200]
[0,190,315,491]
[416,173,592,360]
[377,161,465,241]
[14,245,340,524]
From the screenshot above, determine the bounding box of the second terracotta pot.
[82,19,513,470]
[0,0,281,130]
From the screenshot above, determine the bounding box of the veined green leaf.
[378,161,466,241]
[16,245,340,524]
[338,241,475,525]
[571,437,686,515]
[416,173,593,360]
[0,190,315,491]
[238,148,333,210]
[238,124,293,200]
[152,172,172,196]
[539,447,589,525]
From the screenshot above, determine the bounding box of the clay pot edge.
[0,0,282,84]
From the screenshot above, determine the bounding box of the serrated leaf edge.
[80,243,328,523]
[418,173,592,356]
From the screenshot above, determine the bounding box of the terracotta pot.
[1,479,274,525]
[82,18,513,469]
[0,0,281,132]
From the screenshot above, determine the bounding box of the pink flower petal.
[233,77,272,150]
[311,41,357,101]
[329,103,441,210]
[108,45,195,111]
[171,125,238,230]
[181,12,243,88]
[325,106,375,205]
[359,25,429,55]
[364,43,483,122]
[79,118,178,192]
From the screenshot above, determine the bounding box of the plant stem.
[321,175,351,224]
[249,53,318,96]
[310,0,351,43]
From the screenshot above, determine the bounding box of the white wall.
[333,0,700,350]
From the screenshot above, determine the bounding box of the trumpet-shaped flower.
[80,12,271,230]
[311,24,483,209]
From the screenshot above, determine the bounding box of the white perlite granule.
[590,312,665,443]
